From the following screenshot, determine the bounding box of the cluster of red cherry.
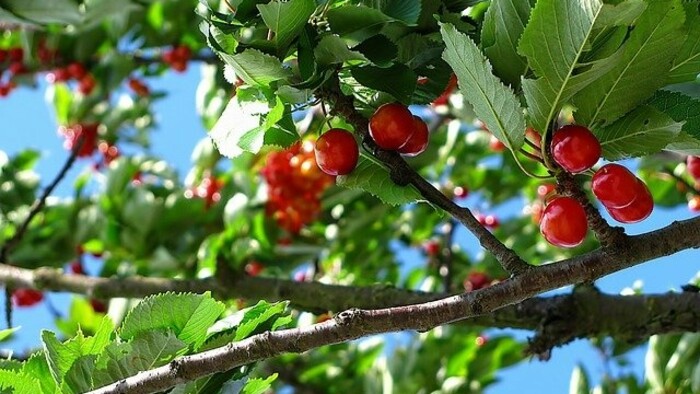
[184,172,223,208]
[540,125,653,248]
[262,141,335,234]
[46,62,97,95]
[162,45,192,73]
[0,47,25,97]
[58,123,120,166]
[313,102,430,177]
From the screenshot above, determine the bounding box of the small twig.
[316,74,531,276]
[0,137,83,262]
[440,220,458,292]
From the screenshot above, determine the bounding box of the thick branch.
[316,76,530,275]
[77,214,700,393]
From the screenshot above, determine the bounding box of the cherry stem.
[524,137,540,151]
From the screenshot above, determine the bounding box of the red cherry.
[8,61,26,75]
[171,61,187,73]
[526,127,541,148]
[592,164,639,209]
[483,215,499,228]
[98,142,120,164]
[60,123,99,157]
[67,62,87,79]
[314,129,359,176]
[540,196,588,248]
[454,186,469,199]
[0,84,11,97]
[47,68,71,83]
[174,45,192,61]
[128,78,150,97]
[369,103,416,150]
[423,240,440,256]
[90,299,107,313]
[489,135,505,152]
[398,116,429,156]
[432,73,457,106]
[475,335,488,347]
[245,261,264,276]
[537,183,556,200]
[551,125,601,173]
[78,75,96,95]
[688,196,700,212]
[69,261,84,275]
[464,272,491,291]
[687,156,700,181]
[0,49,7,62]
[8,47,23,62]
[607,180,653,223]
[12,288,43,307]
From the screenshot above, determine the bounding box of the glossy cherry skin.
[314,129,359,176]
[12,288,43,307]
[398,116,429,156]
[687,156,700,180]
[540,196,588,248]
[607,180,653,223]
[369,103,415,150]
[688,196,700,212]
[592,164,639,209]
[551,125,601,173]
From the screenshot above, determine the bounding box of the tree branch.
[44,214,700,393]
[316,75,531,276]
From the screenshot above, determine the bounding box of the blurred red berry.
[12,288,43,307]
[245,261,264,276]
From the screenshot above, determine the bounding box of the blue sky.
[1,66,698,393]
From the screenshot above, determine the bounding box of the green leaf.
[93,330,187,387]
[314,35,368,65]
[441,23,526,151]
[596,105,683,160]
[668,1,700,84]
[62,355,97,394]
[646,90,700,138]
[1,0,81,24]
[594,0,646,28]
[242,374,278,394]
[0,327,19,342]
[327,5,393,42]
[665,132,700,155]
[41,316,114,384]
[351,64,417,104]
[353,34,398,66]
[235,301,290,341]
[380,0,421,24]
[569,364,590,394]
[517,0,605,133]
[481,0,532,88]
[22,353,58,394]
[119,292,225,349]
[573,0,686,126]
[209,96,271,158]
[0,369,42,392]
[336,155,423,206]
[257,0,316,54]
[50,83,74,125]
[219,49,292,87]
